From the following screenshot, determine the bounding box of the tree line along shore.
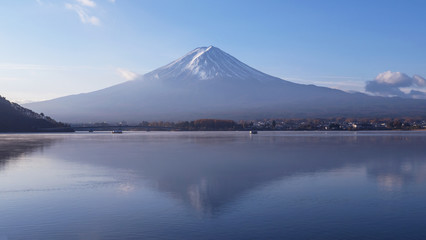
[73,118,426,131]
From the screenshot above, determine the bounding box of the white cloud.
[365,71,426,99]
[66,3,100,26]
[374,71,413,87]
[117,68,139,80]
[413,75,426,87]
[108,0,116,3]
[76,0,96,7]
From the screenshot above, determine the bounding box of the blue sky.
[1,0,426,102]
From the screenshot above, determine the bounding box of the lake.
[1,131,426,240]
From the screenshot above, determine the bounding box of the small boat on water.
[249,130,258,134]
[112,130,123,134]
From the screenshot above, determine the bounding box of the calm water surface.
[1,131,426,239]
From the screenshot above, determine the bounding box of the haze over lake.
[1,131,426,240]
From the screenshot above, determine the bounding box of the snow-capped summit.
[144,46,273,82]
[25,46,426,123]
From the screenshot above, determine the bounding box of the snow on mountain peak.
[148,46,271,81]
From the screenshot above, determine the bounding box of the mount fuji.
[25,46,426,123]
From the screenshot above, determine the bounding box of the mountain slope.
[0,95,71,132]
[25,46,426,122]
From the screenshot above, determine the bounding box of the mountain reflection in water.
[2,132,425,213]
[1,132,426,240]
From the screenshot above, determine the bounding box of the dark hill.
[0,95,72,132]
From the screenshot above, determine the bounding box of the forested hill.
[0,95,72,132]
